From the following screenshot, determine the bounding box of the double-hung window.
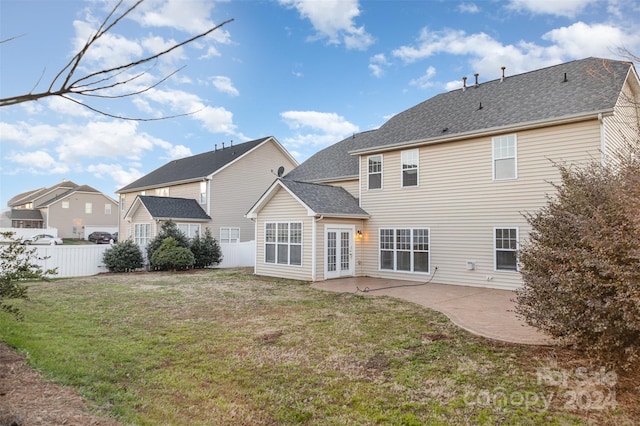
[134,223,151,247]
[200,182,207,204]
[85,202,92,214]
[401,149,419,187]
[379,228,429,273]
[493,135,517,180]
[368,155,382,190]
[178,223,201,239]
[265,222,302,266]
[105,203,112,214]
[220,227,240,243]
[495,227,518,271]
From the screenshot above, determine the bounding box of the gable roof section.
[8,180,80,207]
[34,184,115,208]
[285,130,379,182]
[125,195,211,222]
[118,136,292,193]
[247,179,369,219]
[354,57,633,154]
[284,58,633,182]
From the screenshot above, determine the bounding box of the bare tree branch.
[0,0,233,121]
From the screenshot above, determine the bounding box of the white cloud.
[458,3,480,13]
[280,110,359,149]
[279,0,374,50]
[72,19,144,69]
[86,163,145,191]
[542,21,635,58]
[409,66,437,89]
[6,150,70,175]
[392,21,639,89]
[165,144,193,160]
[506,0,597,17]
[210,76,239,96]
[142,88,238,135]
[369,53,389,77]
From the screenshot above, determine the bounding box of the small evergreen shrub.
[150,237,195,271]
[190,228,223,268]
[103,239,144,272]
[146,219,190,265]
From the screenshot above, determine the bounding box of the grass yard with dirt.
[0,268,637,425]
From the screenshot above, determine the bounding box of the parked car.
[21,234,63,245]
[88,231,114,244]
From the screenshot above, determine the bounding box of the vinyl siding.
[323,179,359,198]
[47,193,118,238]
[254,187,314,281]
[604,79,640,164]
[314,217,365,280]
[359,120,603,290]
[212,141,298,243]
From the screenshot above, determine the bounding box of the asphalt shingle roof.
[284,130,379,182]
[118,137,271,192]
[362,57,632,150]
[279,180,369,218]
[137,196,211,220]
[10,209,44,221]
[284,57,633,182]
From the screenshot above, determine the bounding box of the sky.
[1,0,639,208]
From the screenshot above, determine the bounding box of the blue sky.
[1,0,639,208]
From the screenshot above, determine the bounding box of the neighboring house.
[247,57,640,290]
[6,180,119,238]
[117,136,298,251]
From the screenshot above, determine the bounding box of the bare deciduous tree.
[0,0,233,120]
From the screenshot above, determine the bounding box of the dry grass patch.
[0,268,638,425]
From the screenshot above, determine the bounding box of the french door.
[325,226,355,279]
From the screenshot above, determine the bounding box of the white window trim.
[493,226,519,272]
[401,149,419,188]
[220,227,240,244]
[492,134,518,180]
[62,201,69,209]
[177,223,201,239]
[378,227,430,274]
[367,154,383,191]
[85,202,92,214]
[134,223,152,247]
[105,203,112,215]
[200,181,207,204]
[264,222,303,267]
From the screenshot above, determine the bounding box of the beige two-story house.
[117,136,297,251]
[247,57,640,290]
[7,180,118,238]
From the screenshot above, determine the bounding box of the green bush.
[146,220,190,265]
[516,145,640,369]
[150,237,195,271]
[0,231,56,319]
[103,239,144,272]
[190,228,223,268]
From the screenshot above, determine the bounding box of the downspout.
[598,113,606,167]
[252,217,258,273]
[312,215,324,281]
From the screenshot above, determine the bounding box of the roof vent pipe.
[563,72,568,82]
[462,76,467,91]
[222,142,225,149]
[230,140,233,146]
[501,66,506,82]
[215,144,217,151]
[474,73,479,87]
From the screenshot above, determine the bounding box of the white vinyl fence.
[18,240,255,278]
[218,241,255,268]
[30,245,111,278]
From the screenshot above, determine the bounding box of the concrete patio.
[311,277,553,345]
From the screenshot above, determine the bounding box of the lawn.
[0,268,637,425]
